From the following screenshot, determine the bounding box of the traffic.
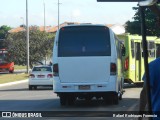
[1,25,160,107]
[1,0,160,119]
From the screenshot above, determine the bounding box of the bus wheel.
[113,93,119,105]
[104,98,111,104]
[67,96,75,106]
[119,93,122,100]
[60,94,67,106]
[103,94,112,105]
[29,85,32,90]
[118,84,123,100]
[34,86,37,90]
[85,96,92,101]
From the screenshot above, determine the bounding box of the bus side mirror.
[122,46,125,56]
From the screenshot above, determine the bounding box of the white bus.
[52,24,124,106]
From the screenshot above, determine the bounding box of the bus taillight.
[124,57,129,71]
[110,63,117,75]
[53,64,59,76]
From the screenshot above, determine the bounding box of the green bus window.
[135,43,141,60]
[148,41,155,58]
[131,40,135,58]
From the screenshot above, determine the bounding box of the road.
[0,81,143,120]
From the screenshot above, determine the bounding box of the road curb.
[0,79,28,87]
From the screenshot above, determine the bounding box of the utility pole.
[58,0,61,30]
[140,7,152,119]
[43,0,47,65]
[43,0,46,32]
[26,0,29,74]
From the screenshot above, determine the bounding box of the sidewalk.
[0,79,28,87]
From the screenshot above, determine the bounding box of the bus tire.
[67,96,75,106]
[85,95,92,101]
[60,94,67,106]
[34,86,37,90]
[118,82,123,100]
[104,94,112,105]
[29,85,32,90]
[119,93,122,100]
[104,98,111,104]
[113,93,119,105]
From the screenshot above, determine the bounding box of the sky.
[0,0,138,28]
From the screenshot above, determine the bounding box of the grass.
[0,73,29,84]
[0,65,29,84]
[14,65,27,70]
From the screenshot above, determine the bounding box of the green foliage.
[125,6,160,36]
[5,29,55,68]
[125,20,141,35]
[0,25,11,39]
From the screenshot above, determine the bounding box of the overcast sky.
[0,0,138,27]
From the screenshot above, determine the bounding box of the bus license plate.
[79,85,90,90]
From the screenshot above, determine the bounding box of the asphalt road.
[0,82,143,120]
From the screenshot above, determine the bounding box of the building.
[106,24,125,35]
[9,23,125,35]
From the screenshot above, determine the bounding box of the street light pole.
[43,0,47,65]
[58,0,61,30]
[140,7,152,118]
[26,0,30,74]
[43,0,46,32]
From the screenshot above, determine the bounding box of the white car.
[28,65,53,90]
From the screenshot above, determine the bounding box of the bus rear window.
[131,40,135,58]
[148,41,155,58]
[58,26,111,57]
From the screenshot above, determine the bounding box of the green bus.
[120,35,160,83]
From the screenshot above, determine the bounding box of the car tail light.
[53,63,59,76]
[110,63,117,75]
[30,74,35,78]
[47,74,53,78]
[124,57,129,71]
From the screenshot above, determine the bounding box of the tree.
[5,29,55,68]
[125,6,160,36]
[0,25,12,39]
